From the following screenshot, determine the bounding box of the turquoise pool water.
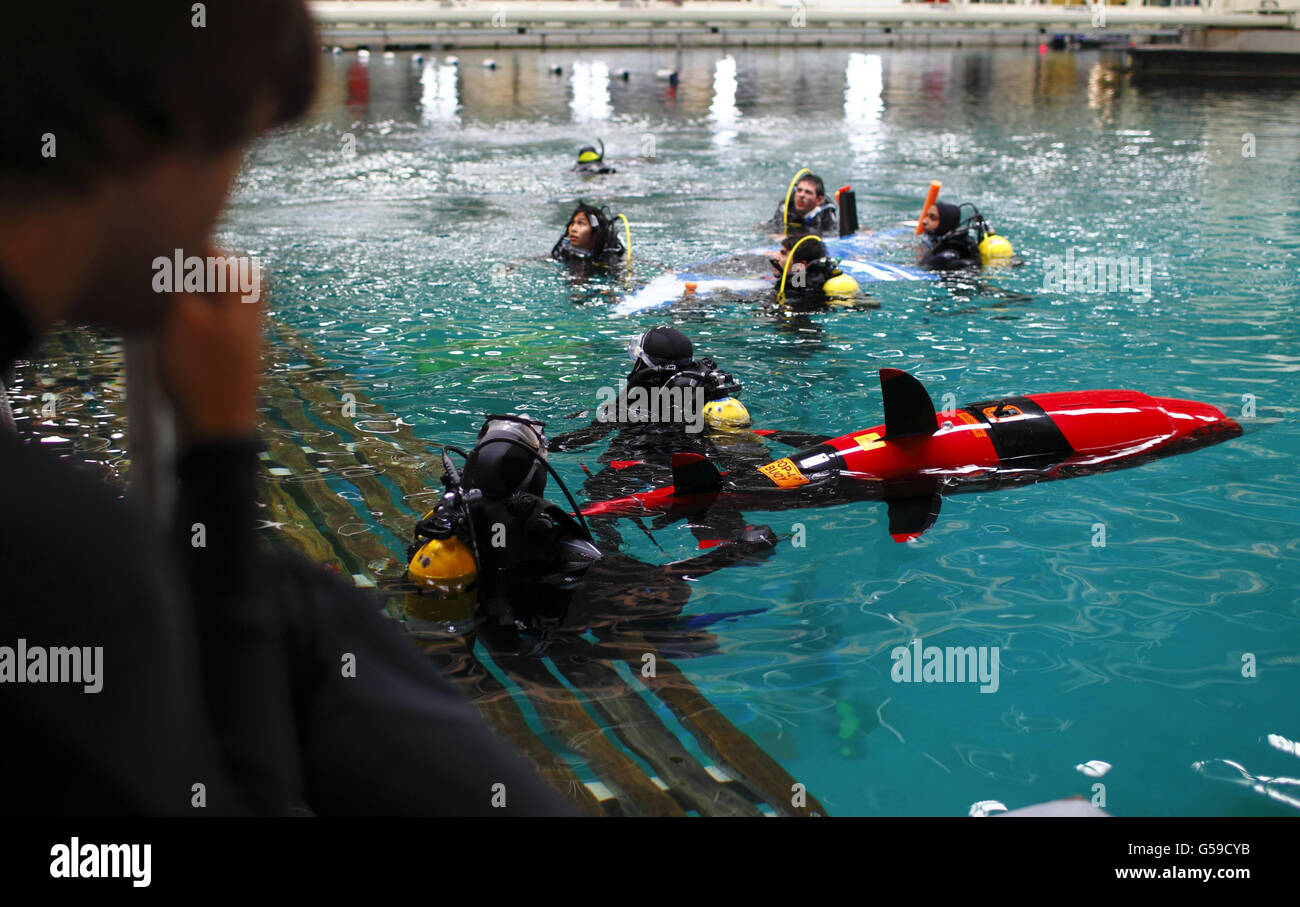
[224,46,1300,816]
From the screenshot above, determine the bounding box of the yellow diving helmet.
[979,233,1014,266]
[822,272,861,304]
[405,534,478,623]
[703,396,752,431]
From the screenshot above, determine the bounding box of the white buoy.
[482,58,497,70]
[444,55,459,65]
[357,48,371,59]
[331,46,342,55]
[383,51,396,60]
[1075,760,1112,778]
[655,68,674,80]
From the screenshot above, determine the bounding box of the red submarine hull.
[580,369,1241,541]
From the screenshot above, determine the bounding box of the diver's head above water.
[772,231,827,275]
[463,413,549,499]
[923,201,962,237]
[552,201,625,267]
[573,138,615,174]
[620,327,747,427]
[792,174,827,215]
[628,325,695,373]
[565,203,605,252]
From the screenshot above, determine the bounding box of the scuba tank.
[406,415,601,632]
[962,203,1014,266]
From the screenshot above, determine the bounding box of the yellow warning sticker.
[757,457,809,488]
[854,432,886,452]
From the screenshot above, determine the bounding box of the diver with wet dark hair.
[551,202,628,273]
[573,138,616,175]
[770,172,838,235]
[919,200,1014,271]
[404,412,779,639]
[770,232,862,308]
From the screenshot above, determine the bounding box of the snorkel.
[916,180,942,235]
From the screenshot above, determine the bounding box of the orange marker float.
[916,180,942,235]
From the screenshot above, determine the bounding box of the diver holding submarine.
[547,326,776,547]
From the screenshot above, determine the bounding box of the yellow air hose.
[777,233,821,305]
[781,167,811,234]
[617,213,631,266]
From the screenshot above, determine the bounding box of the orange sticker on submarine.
[854,432,886,452]
[981,404,1022,422]
[953,410,988,439]
[757,457,809,488]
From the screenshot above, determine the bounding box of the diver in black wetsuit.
[572,139,616,175]
[545,328,771,548]
[768,231,864,311]
[919,200,983,271]
[770,173,839,236]
[551,202,627,275]
[550,326,748,460]
[404,413,779,646]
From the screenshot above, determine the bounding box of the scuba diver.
[550,326,751,458]
[551,201,629,276]
[573,139,616,175]
[548,327,770,547]
[769,172,838,235]
[919,200,1014,272]
[770,232,863,308]
[403,413,779,649]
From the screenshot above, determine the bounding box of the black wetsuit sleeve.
[549,419,616,452]
[660,525,778,579]
[760,429,833,449]
[174,437,300,814]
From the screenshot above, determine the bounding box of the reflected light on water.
[420,62,461,123]
[571,60,612,122]
[710,55,740,146]
[844,52,884,159]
